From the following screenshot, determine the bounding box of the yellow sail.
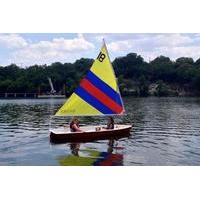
[55,41,124,116]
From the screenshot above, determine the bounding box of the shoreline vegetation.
[0,53,200,97]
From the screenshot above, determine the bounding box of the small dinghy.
[50,124,131,143]
[49,40,132,143]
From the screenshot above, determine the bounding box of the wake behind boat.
[49,39,132,143]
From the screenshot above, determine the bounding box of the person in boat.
[104,117,116,147]
[103,116,115,130]
[70,117,83,132]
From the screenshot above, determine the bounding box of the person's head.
[108,116,114,124]
[72,117,79,124]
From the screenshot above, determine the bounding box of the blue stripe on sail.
[86,71,122,106]
[75,86,115,115]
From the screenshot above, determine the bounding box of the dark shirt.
[107,122,114,129]
[70,121,79,132]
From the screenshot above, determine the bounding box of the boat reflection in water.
[70,143,80,156]
[58,140,123,166]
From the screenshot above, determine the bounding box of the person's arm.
[102,125,108,129]
[72,124,83,132]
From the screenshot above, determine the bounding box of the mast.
[48,77,56,94]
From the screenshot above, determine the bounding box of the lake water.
[0,97,200,166]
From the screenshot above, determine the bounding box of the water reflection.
[58,140,123,166]
[0,97,200,165]
[70,143,80,156]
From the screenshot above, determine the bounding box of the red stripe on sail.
[80,79,123,114]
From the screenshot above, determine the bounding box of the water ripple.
[0,97,200,165]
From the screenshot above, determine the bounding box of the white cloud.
[10,33,95,65]
[0,34,27,49]
[107,33,200,61]
[1,33,200,66]
[94,34,108,42]
[158,46,200,60]
[108,34,194,51]
[108,40,131,52]
[151,34,192,47]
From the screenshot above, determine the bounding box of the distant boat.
[50,40,132,143]
[38,77,65,99]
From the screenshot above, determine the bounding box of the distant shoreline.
[1,54,200,97]
[0,94,200,100]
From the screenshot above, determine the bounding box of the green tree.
[138,75,149,97]
[155,80,170,97]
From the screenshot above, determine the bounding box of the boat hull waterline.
[50,124,132,143]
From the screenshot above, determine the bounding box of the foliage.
[154,80,170,97]
[138,75,149,97]
[0,53,200,96]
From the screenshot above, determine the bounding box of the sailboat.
[50,40,132,143]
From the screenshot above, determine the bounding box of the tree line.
[0,53,200,96]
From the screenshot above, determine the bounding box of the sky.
[0,33,200,67]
